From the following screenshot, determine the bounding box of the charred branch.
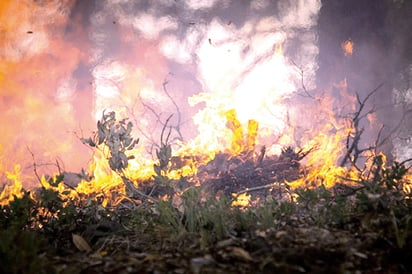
[339,83,384,167]
[340,80,412,169]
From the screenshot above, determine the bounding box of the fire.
[224,109,259,155]
[289,132,354,189]
[274,42,283,56]
[0,0,92,183]
[1,1,410,210]
[404,173,412,196]
[0,165,24,206]
[232,192,251,207]
[342,39,354,56]
[75,153,125,207]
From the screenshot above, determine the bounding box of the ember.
[342,39,354,56]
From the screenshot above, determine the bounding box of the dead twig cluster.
[197,146,309,202]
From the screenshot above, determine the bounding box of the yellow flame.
[0,164,23,206]
[75,152,125,207]
[288,131,350,189]
[232,192,251,207]
[403,173,412,197]
[225,109,245,155]
[274,42,283,56]
[168,159,198,179]
[286,80,359,190]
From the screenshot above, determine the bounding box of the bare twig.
[230,182,290,204]
[55,159,63,174]
[162,80,183,141]
[291,60,315,99]
[256,146,266,166]
[400,158,412,170]
[160,114,173,146]
[27,146,42,183]
[135,78,185,154]
[376,108,412,148]
[122,177,159,203]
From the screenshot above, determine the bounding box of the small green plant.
[180,188,231,240]
[351,156,412,248]
[81,111,139,173]
[153,116,174,189]
[252,198,297,229]
[152,188,231,241]
[356,156,410,214]
[295,185,330,224]
[81,111,143,199]
[390,209,412,248]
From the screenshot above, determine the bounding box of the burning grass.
[1,159,411,273]
[1,111,412,273]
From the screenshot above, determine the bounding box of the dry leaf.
[255,229,267,238]
[216,238,236,249]
[144,253,161,261]
[275,230,288,238]
[351,248,368,259]
[72,234,92,252]
[229,247,253,261]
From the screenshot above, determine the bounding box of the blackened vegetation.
[135,146,309,207]
[197,146,307,199]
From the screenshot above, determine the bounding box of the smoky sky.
[318,0,412,161]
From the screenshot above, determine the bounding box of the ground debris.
[46,221,409,273]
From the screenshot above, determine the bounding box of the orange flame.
[0,0,92,183]
[342,39,354,56]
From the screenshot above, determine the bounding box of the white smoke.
[90,0,321,153]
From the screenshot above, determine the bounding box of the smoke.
[2,0,410,186]
[0,0,323,185]
[90,0,321,154]
[317,0,412,162]
[0,0,94,183]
